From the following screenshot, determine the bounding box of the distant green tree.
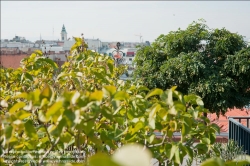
[133,19,250,115]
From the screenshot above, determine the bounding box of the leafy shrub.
[0,37,248,166]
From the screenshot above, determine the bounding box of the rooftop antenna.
[135,33,143,43]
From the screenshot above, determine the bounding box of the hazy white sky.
[1,1,250,42]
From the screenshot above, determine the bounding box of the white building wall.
[47,54,67,61]
[1,42,8,47]
[19,47,29,52]
[5,42,35,48]
[41,46,63,53]
[6,42,22,48]
[63,40,75,51]
[85,39,102,52]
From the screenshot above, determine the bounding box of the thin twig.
[148,134,167,147]
[38,137,60,166]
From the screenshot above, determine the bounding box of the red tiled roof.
[208,108,250,132]
[127,52,134,55]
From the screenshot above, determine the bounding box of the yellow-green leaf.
[89,90,103,101]
[114,91,129,101]
[103,85,117,96]
[16,110,31,120]
[46,101,63,117]
[201,157,225,166]
[9,102,26,114]
[145,88,163,99]
[40,84,53,101]
[89,153,119,166]
[148,104,161,129]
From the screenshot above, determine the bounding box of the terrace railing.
[229,116,250,155]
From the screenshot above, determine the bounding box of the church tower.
[61,24,67,41]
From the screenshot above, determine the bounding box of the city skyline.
[1,1,250,42]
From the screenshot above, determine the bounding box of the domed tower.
[61,24,67,41]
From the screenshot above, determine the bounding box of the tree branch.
[148,134,167,148]
[38,137,60,166]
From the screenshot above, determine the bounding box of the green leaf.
[195,143,208,154]
[131,121,144,135]
[14,143,25,149]
[38,58,58,69]
[40,84,53,101]
[209,132,216,144]
[169,144,178,160]
[210,123,221,133]
[46,101,63,117]
[114,91,129,101]
[34,49,43,56]
[201,157,225,166]
[184,146,193,161]
[184,94,203,106]
[147,134,155,144]
[31,89,41,104]
[196,97,204,106]
[16,110,31,120]
[168,106,178,115]
[148,104,161,129]
[24,120,38,140]
[201,137,211,144]
[24,141,35,150]
[167,130,173,138]
[50,118,66,137]
[145,88,163,99]
[71,91,80,104]
[174,148,181,164]
[89,90,103,101]
[226,155,250,166]
[115,127,128,138]
[14,92,28,99]
[181,117,192,137]
[169,120,177,131]
[70,43,79,52]
[64,109,76,127]
[9,102,26,114]
[107,59,114,73]
[89,153,119,166]
[165,89,174,106]
[82,120,95,135]
[173,90,184,104]
[100,130,109,141]
[38,110,50,123]
[5,125,13,140]
[137,86,149,92]
[60,132,72,143]
[103,85,116,97]
[74,37,82,44]
[24,72,33,81]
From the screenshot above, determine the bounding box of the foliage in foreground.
[133,19,250,115]
[0,37,249,166]
[193,139,248,164]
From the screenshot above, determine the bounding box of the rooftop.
[208,107,250,132]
